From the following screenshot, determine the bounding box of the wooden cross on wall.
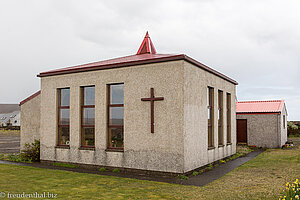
[141,88,164,133]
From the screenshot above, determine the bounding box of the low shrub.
[199,169,204,173]
[0,140,39,163]
[20,140,40,162]
[279,179,300,200]
[7,154,24,162]
[229,152,244,160]
[206,164,213,170]
[112,168,120,173]
[178,175,189,180]
[192,171,199,176]
[99,167,107,172]
[219,160,226,164]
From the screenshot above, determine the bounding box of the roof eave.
[19,91,41,106]
[37,54,185,78]
[37,54,238,85]
[182,55,238,85]
[237,112,281,115]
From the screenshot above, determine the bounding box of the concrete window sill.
[207,146,215,150]
[55,145,70,149]
[105,148,124,153]
[218,145,225,148]
[79,146,95,151]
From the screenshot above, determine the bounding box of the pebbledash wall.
[183,62,236,172]
[236,106,287,148]
[24,59,236,174]
[20,93,41,149]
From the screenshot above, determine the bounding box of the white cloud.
[0,0,299,119]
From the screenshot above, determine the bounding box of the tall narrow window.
[283,115,286,129]
[208,87,214,148]
[226,93,231,144]
[58,88,70,146]
[81,86,95,147]
[107,84,124,150]
[218,90,223,146]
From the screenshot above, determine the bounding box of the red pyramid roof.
[137,31,156,54]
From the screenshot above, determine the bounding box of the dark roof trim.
[237,112,280,115]
[183,55,238,85]
[19,90,41,106]
[38,54,238,85]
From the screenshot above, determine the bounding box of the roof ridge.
[237,100,283,103]
[277,100,285,111]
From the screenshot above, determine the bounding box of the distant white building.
[0,104,20,128]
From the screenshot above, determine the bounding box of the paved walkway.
[0,134,20,153]
[179,150,263,186]
[0,150,263,187]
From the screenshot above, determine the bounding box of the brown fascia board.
[19,90,41,106]
[236,112,280,115]
[182,55,238,85]
[37,54,238,85]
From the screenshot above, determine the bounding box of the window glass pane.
[59,109,70,125]
[109,107,124,125]
[84,86,95,105]
[218,91,223,107]
[207,88,210,106]
[58,126,70,145]
[83,108,95,125]
[109,127,123,148]
[82,127,95,146]
[60,88,70,106]
[110,84,124,104]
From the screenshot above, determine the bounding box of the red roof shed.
[236,100,285,114]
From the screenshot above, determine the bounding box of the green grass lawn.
[0,147,299,200]
[0,129,20,136]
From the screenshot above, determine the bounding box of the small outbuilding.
[236,100,287,148]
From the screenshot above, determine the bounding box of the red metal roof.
[37,32,238,85]
[19,90,41,106]
[236,100,285,114]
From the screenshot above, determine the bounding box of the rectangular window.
[208,87,214,148]
[107,84,124,150]
[218,90,223,146]
[57,88,70,146]
[283,115,285,129]
[226,93,231,144]
[81,86,95,147]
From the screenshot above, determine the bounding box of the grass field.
[0,129,20,136]
[0,145,299,199]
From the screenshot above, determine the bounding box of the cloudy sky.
[0,0,299,120]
